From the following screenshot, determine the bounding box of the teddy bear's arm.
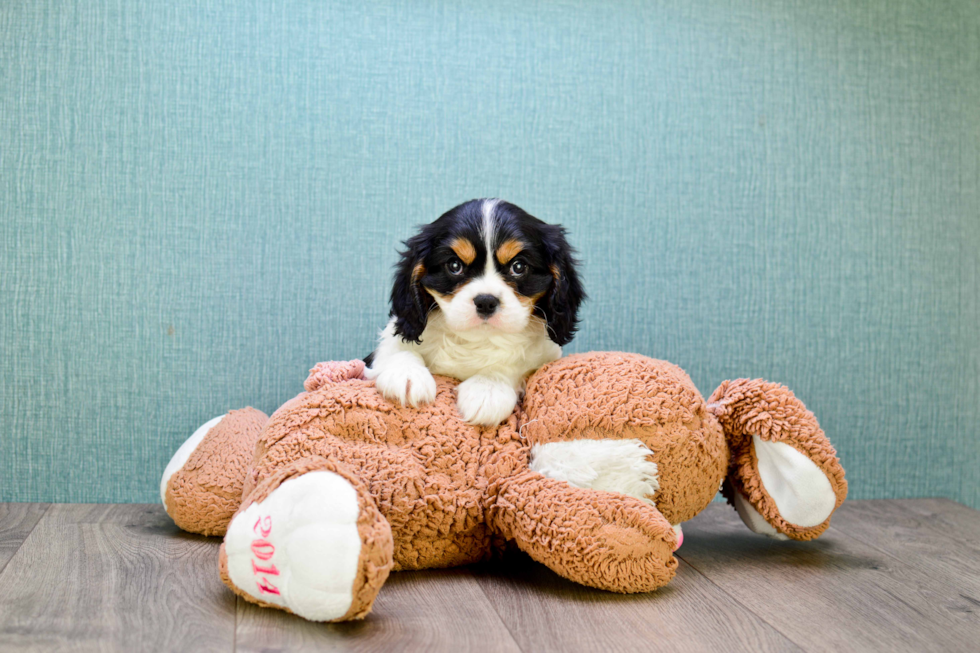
[488,470,678,593]
[709,379,848,541]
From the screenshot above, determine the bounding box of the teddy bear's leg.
[708,379,848,541]
[161,407,268,536]
[489,471,679,593]
[219,456,394,622]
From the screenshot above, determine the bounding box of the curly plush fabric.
[163,351,847,621]
[489,470,678,592]
[246,374,510,570]
[304,359,367,391]
[165,407,267,536]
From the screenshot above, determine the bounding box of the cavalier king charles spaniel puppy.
[364,198,585,426]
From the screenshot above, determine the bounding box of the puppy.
[364,199,585,426]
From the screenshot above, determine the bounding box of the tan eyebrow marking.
[518,290,546,308]
[496,239,524,265]
[423,286,455,299]
[449,238,476,265]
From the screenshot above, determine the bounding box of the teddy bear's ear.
[708,379,848,541]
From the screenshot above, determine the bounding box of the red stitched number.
[255,576,281,596]
[253,515,272,537]
[250,515,280,595]
[252,560,280,576]
[251,539,275,560]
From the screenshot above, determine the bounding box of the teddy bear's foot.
[709,379,847,541]
[220,459,394,622]
[726,437,837,541]
[162,407,268,536]
[161,414,226,505]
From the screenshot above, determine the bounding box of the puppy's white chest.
[417,314,559,381]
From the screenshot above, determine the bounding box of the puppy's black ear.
[538,224,585,346]
[390,231,434,343]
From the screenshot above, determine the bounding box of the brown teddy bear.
[161,352,846,622]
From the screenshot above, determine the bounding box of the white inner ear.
[753,435,837,528]
[529,439,659,505]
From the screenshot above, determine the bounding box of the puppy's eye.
[509,260,528,277]
[447,259,464,275]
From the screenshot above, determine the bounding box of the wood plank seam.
[426,572,525,653]
[676,502,980,651]
[906,498,980,550]
[674,552,805,651]
[472,574,538,653]
[0,504,239,652]
[825,516,980,596]
[0,503,50,579]
[828,523,934,571]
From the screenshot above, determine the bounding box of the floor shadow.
[677,530,887,572]
[470,551,681,605]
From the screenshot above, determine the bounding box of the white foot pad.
[753,436,836,528]
[160,415,225,505]
[224,471,363,622]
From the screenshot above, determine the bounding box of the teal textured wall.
[1,1,978,506]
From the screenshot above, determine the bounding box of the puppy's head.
[391,199,585,345]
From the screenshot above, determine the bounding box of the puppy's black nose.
[473,294,500,318]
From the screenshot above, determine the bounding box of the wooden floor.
[0,499,978,652]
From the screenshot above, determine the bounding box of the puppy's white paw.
[373,359,437,407]
[457,376,518,426]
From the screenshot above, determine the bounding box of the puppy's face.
[390,199,585,345]
[422,201,551,334]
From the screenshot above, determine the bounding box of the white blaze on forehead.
[477,198,505,284]
[480,198,501,272]
[436,197,529,333]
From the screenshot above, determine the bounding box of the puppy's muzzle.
[473,294,500,319]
